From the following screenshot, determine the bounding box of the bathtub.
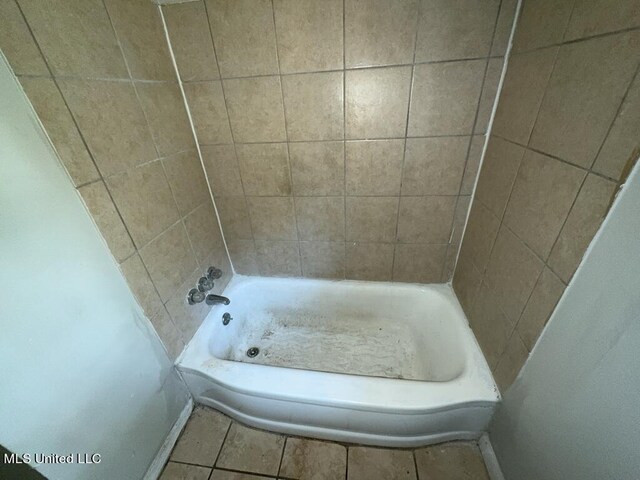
[177,276,499,447]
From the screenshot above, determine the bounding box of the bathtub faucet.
[206,294,230,306]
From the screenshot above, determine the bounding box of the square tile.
[460,135,485,195]
[347,446,415,480]
[120,253,164,318]
[415,0,500,62]
[300,242,346,279]
[415,442,489,480]
[236,143,291,196]
[139,222,198,302]
[163,149,211,216]
[484,226,544,323]
[491,47,558,145]
[201,145,244,197]
[280,437,347,479]
[104,0,174,81]
[493,333,529,391]
[184,202,226,267]
[205,0,278,78]
[564,0,640,41]
[184,81,232,145]
[217,423,285,475]
[18,0,127,78]
[345,67,412,139]
[346,197,399,242]
[58,79,156,177]
[0,0,48,75]
[295,197,345,241]
[345,242,395,281]
[458,200,501,273]
[273,0,343,73]
[393,244,447,284]
[227,239,259,275]
[289,142,345,196]
[396,196,456,244]
[475,57,503,135]
[401,137,469,195]
[215,197,253,240]
[106,161,180,248]
[160,462,210,480]
[223,76,286,143]
[503,150,585,259]
[450,195,471,246]
[282,71,344,141]
[548,174,616,283]
[170,406,231,466]
[408,60,485,136]
[79,180,134,262]
[345,0,418,68]
[247,197,297,240]
[254,240,301,277]
[136,81,195,157]
[346,140,404,195]
[511,0,575,52]
[19,77,99,186]
[452,248,483,315]
[530,32,640,168]
[150,307,184,361]
[163,1,220,82]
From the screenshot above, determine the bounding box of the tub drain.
[246,347,259,358]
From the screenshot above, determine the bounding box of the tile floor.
[160,406,490,480]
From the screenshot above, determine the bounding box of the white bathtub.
[177,276,499,447]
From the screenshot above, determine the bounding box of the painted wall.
[0,54,190,479]
[489,159,640,480]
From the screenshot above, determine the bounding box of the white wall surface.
[489,159,640,479]
[0,53,190,479]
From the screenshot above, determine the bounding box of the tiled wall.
[162,0,517,282]
[454,0,640,391]
[0,0,232,359]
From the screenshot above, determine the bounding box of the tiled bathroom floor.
[160,406,490,480]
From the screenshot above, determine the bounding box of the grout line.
[413,449,420,480]
[212,421,233,470]
[345,445,349,480]
[276,436,287,478]
[342,0,348,281]
[197,133,480,146]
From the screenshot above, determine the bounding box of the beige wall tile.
[79,180,135,262]
[226,239,259,275]
[564,0,640,41]
[401,137,469,195]
[346,140,404,195]
[163,1,220,82]
[19,77,99,186]
[548,174,616,283]
[458,200,501,273]
[0,0,48,75]
[136,81,194,156]
[280,437,346,479]
[139,222,198,302]
[493,332,529,392]
[503,150,585,259]
[452,249,483,315]
[217,423,285,476]
[530,32,640,168]
[592,74,640,180]
[170,406,230,466]
[300,242,345,279]
[484,226,544,322]
[415,0,500,62]
[289,142,345,196]
[120,253,165,318]
[106,161,180,248]
[492,47,558,145]
[442,244,459,283]
[247,197,297,240]
[273,0,343,73]
[348,446,415,480]
[517,267,565,351]
[346,197,399,242]
[491,0,518,56]
[450,196,471,246]
[396,196,456,244]
[201,145,243,197]
[408,60,485,136]
[150,307,185,361]
[223,76,286,143]
[215,197,253,240]
[165,267,210,341]
[163,150,210,216]
[205,0,278,78]
[255,240,301,277]
[393,244,447,284]
[345,242,394,281]
[236,143,291,196]
[475,58,503,135]
[282,72,344,141]
[415,442,489,480]
[345,0,418,68]
[460,135,485,195]
[104,0,174,81]
[295,197,345,241]
[183,81,232,145]
[345,67,412,139]
[511,0,575,52]
[18,0,127,78]
[58,79,156,177]
[474,136,524,217]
